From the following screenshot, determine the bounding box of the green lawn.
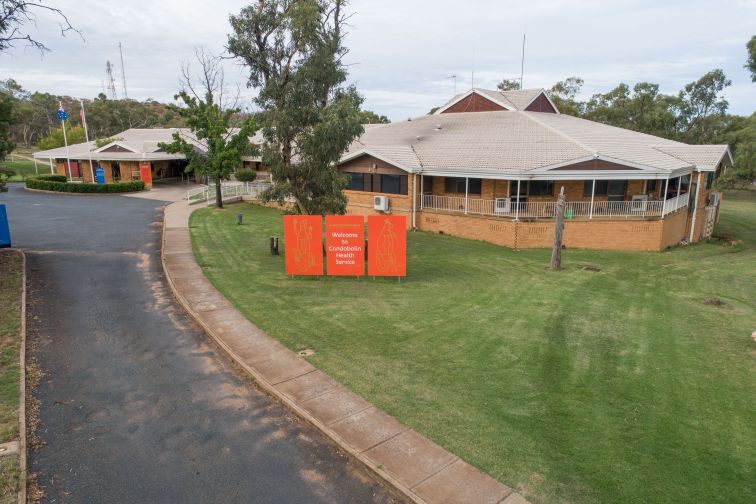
[0,158,45,182]
[0,251,23,501]
[190,192,756,504]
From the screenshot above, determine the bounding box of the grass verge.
[190,193,756,504]
[1,159,42,182]
[0,251,23,502]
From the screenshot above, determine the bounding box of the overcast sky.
[0,0,754,121]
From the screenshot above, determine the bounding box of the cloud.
[0,0,753,121]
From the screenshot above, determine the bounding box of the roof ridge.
[409,144,424,168]
[521,111,597,157]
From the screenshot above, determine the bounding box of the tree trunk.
[551,186,566,270]
[215,177,223,209]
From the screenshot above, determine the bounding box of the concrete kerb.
[160,200,528,504]
[18,251,28,504]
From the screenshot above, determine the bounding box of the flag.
[79,100,87,129]
[57,101,68,122]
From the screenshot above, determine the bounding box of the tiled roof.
[343,111,730,175]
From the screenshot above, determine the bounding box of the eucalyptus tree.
[227,0,364,215]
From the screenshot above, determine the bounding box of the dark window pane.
[445,177,463,193]
[530,180,553,196]
[347,172,364,191]
[583,180,609,196]
[380,174,401,194]
[646,179,657,191]
[400,175,408,195]
[468,178,482,195]
[680,175,690,192]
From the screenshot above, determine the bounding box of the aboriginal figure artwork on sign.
[294,218,315,269]
[375,219,398,273]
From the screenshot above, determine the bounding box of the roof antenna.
[446,75,458,95]
[471,48,476,90]
[520,33,526,90]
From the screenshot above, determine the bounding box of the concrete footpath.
[162,200,529,504]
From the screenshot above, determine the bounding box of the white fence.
[421,193,688,220]
[186,181,272,206]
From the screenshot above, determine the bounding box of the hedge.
[234,169,257,182]
[34,174,68,183]
[26,177,145,193]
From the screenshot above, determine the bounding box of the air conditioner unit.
[373,195,389,211]
[494,197,511,213]
[708,192,720,207]
[631,194,648,212]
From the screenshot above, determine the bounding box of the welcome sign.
[325,216,365,276]
[283,214,406,278]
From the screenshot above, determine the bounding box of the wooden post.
[551,186,566,271]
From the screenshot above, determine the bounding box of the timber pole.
[550,186,566,270]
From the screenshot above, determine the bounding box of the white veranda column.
[464,177,469,214]
[515,179,521,220]
[589,179,596,219]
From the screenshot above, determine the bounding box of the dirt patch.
[580,265,602,272]
[703,296,724,307]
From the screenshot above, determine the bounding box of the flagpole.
[59,101,72,181]
[80,100,95,182]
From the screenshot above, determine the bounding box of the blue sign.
[56,109,68,121]
[95,167,105,184]
[0,204,10,248]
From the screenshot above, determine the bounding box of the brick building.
[338,88,732,251]
[33,128,266,188]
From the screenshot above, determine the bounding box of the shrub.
[26,178,145,193]
[34,174,68,183]
[234,169,257,182]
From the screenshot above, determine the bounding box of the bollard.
[270,236,279,255]
[236,213,243,225]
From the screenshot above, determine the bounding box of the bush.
[34,174,68,183]
[26,178,145,193]
[234,169,257,182]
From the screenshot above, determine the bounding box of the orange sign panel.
[325,215,365,276]
[139,163,152,185]
[284,215,323,275]
[367,216,406,277]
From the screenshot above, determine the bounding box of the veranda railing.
[421,193,688,219]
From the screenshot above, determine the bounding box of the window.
[679,175,690,193]
[380,174,402,195]
[111,161,120,181]
[646,180,657,192]
[529,180,554,196]
[444,177,482,195]
[347,172,365,191]
[583,180,609,196]
[705,171,715,190]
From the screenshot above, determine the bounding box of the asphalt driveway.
[1,184,396,503]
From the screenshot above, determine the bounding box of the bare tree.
[0,0,82,54]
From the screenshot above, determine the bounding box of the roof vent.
[435,124,442,130]
[407,117,412,121]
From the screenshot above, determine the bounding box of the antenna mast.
[119,42,128,99]
[446,75,458,95]
[105,60,118,99]
[520,33,526,90]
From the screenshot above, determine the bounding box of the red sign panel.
[283,215,323,275]
[367,216,407,277]
[325,216,365,276]
[139,162,152,185]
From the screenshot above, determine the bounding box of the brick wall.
[415,210,676,251]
